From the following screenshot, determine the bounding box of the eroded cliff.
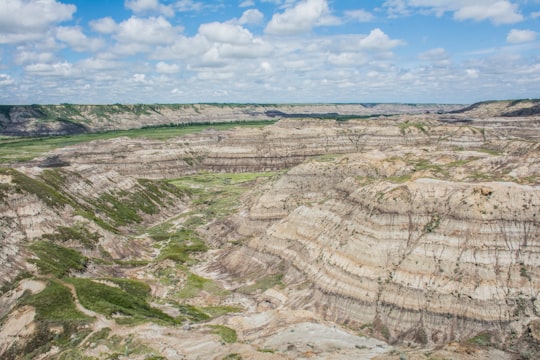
[0,99,539,359]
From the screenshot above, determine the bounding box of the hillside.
[0,103,464,136]
[0,99,539,360]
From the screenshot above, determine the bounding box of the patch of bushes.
[208,325,238,343]
[176,272,228,299]
[22,279,91,322]
[66,278,176,325]
[43,224,101,249]
[155,229,208,263]
[237,273,284,294]
[29,241,88,277]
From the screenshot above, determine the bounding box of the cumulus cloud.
[56,26,104,52]
[90,17,118,34]
[239,0,255,7]
[265,0,340,35]
[156,61,180,73]
[0,0,76,43]
[384,0,524,25]
[239,9,264,25]
[0,73,14,85]
[115,16,182,45]
[199,22,253,44]
[506,29,536,43]
[25,61,75,77]
[358,28,404,51]
[125,0,174,17]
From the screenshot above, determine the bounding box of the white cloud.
[0,73,14,85]
[115,16,181,46]
[0,0,76,44]
[239,0,255,7]
[125,0,174,17]
[239,9,264,25]
[199,22,253,44]
[56,26,104,52]
[506,29,536,43]
[14,50,55,65]
[156,61,180,73]
[453,2,523,25]
[358,28,404,51]
[90,17,118,34]
[385,0,524,25]
[132,73,151,83]
[328,52,368,66]
[466,68,479,78]
[175,0,205,12]
[265,0,340,35]
[25,61,75,77]
[345,9,375,22]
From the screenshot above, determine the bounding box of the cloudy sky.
[0,0,539,104]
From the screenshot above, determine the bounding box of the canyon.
[0,99,539,359]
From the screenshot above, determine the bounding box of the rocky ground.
[0,99,539,359]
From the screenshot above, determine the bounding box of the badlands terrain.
[0,99,539,359]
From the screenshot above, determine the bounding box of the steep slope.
[216,149,539,351]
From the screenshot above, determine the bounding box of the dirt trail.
[59,280,118,346]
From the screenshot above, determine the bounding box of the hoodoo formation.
[0,99,539,359]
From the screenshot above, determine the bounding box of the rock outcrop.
[1,99,539,359]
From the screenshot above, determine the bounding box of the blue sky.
[0,0,539,104]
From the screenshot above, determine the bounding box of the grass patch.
[155,229,208,264]
[169,171,276,221]
[22,279,91,322]
[202,305,243,318]
[176,272,229,299]
[237,273,284,294]
[42,223,101,249]
[208,325,238,343]
[399,122,429,135]
[0,168,74,208]
[29,241,88,277]
[466,331,493,347]
[98,278,152,300]
[177,304,210,322]
[66,278,176,325]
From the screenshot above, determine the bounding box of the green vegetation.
[0,120,275,164]
[9,280,93,360]
[208,325,238,343]
[176,272,229,299]
[398,122,429,135]
[177,304,210,322]
[466,331,493,347]
[22,279,91,322]
[237,273,284,294]
[153,229,208,264]
[0,167,74,207]
[98,278,152,300]
[66,278,176,325]
[43,224,101,249]
[222,354,242,360]
[202,305,243,318]
[169,171,276,221]
[29,241,88,277]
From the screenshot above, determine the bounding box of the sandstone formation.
[0,99,539,359]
